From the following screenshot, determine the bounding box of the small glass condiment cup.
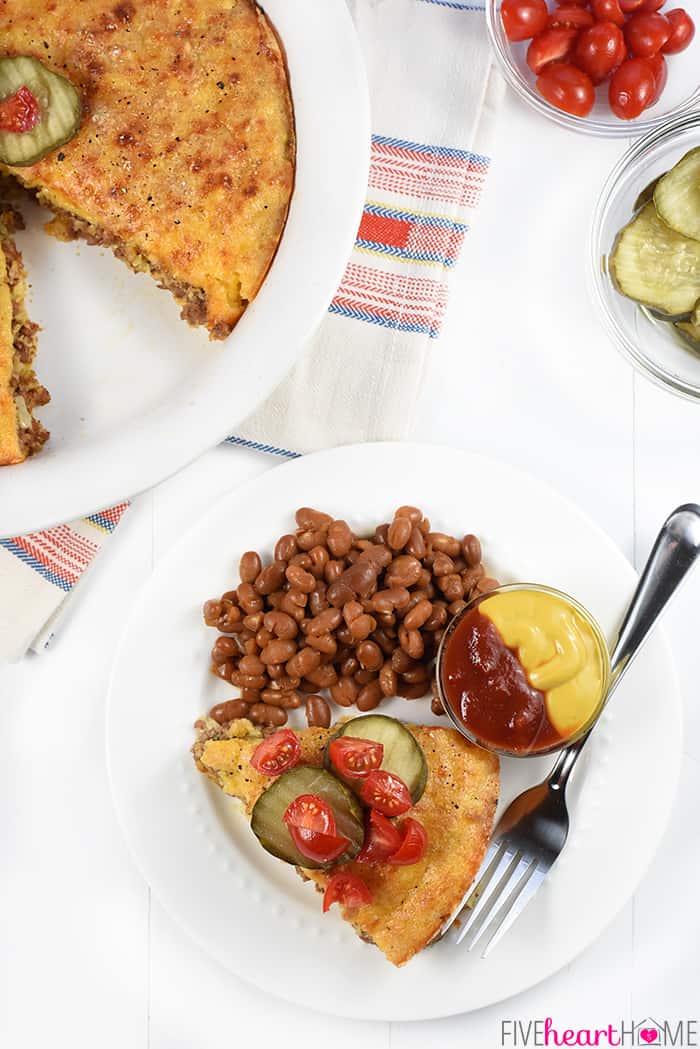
[435,583,611,759]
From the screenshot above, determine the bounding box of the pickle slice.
[610,201,700,318]
[654,147,700,243]
[0,56,81,167]
[633,176,660,213]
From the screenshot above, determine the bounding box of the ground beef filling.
[3,231,49,457]
[43,204,221,335]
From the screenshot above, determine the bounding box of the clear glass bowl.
[590,111,700,400]
[487,0,700,137]
[435,583,611,758]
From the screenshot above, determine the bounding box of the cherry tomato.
[501,0,549,40]
[0,85,40,134]
[574,21,626,81]
[591,0,626,24]
[645,51,668,101]
[619,0,644,11]
[250,729,301,776]
[638,0,665,11]
[356,809,403,864]
[328,736,384,781]
[624,11,671,55]
[536,62,596,115]
[526,26,579,73]
[323,872,372,913]
[548,5,594,28]
[608,56,656,116]
[387,818,429,866]
[661,8,695,52]
[360,770,413,817]
[289,827,349,864]
[283,793,336,834]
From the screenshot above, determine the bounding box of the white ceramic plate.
[0,0,369,538]
[106,443,682,1021]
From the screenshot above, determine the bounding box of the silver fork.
[445,503,700,958]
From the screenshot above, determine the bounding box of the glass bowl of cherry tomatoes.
[488,0,698,134]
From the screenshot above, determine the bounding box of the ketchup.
[440,608,562,754]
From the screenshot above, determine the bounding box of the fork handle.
[548,503,700,793]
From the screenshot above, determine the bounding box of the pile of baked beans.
[203,506,498,729]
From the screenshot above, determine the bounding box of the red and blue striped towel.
[0,0,502,661]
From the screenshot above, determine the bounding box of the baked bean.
[306,694,332,728]
[431,693,446,716]
[212,660,235,681]
[343,600,364,626]
[432,552,455,577]
[240,687,262,703]
[239,654,265,676]
[304,663,338,688]
[330,677,359,707]
[448,599,467,617]
[476,576,500,594]
[388,515,412,551]
[395,505,422,523]
[209,699,250,723]
[243,638,259,656]
[324,559,345,584]
[289,552,313,571]
[266,663,284,680]
[357,680,383,711]
[237,582,264,614]
[260,689,301,709]
[277,593,304,623]
[399,626,424,661]
[437,574,464,602]
[275,534,298,562]
[372,629,395,656]
[359,544,393,570]
[306,608,342,635]
[424,601,448,631]
[353,668,376,686]
[255,627,273,649]
[356,639,383,672]
[327,519,354,557]
[340,655,359,677]
[203,599,223,626]
[243,612,264,633]
[239,551,262,583]
[336,624,354,646]
[296,528,327,551]
[452,557,467,574]
[341,560,378,598]
[286,646,321,679]
[263,611,298,640]
[284,564,315,593]
[349,614,376,642]
[391,648,415,674]
[219,603,243,631]
[374,523,390,545]
[379,663,398,697]
[296,507,332,530]
[211,636,238,664]
[404,599,433,631]
[308,583,329,616]
[397,681,429,700]
[260,639,297,665]
[249,703,287,726]
[402,664,430,684]
[386,555,422,588]
[230,671,268,690]
[254,561,286,595]
[462,533,482,567]
[308,545,329,578]
[327,579,355,608]
[406,525,426,559]
[306,632,337,656]
[429,532,461,557]
[370,587,410,614]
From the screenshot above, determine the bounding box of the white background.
[2,87,700,1047]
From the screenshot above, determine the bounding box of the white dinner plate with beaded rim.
[106,442,682,1021]
[0,0,369,538]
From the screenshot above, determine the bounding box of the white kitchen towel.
[0,0,503,662]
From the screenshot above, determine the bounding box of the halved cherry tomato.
[290,827,349,864]
[527,26,579,73]
[283,793,336,834]
[591,0,626,25]
[323,872,372,913]
[387,818,429,866]
[360,769,413,817]
[356,809,403,864]
[645,51,668,101]
[536,62,596,115]
[328,736,384,781]
[501,0,549,40]
[661,8,695,52]
[0,85,41,134]
[250,729,301,776]
[548,5,594,28]
[574,21,626,81]
[624,11,671,56]
[619,0,645,12]
[608,56,656,116]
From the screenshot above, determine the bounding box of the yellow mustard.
[479,589,607,738]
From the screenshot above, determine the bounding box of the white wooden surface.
[2,88,700,1047]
